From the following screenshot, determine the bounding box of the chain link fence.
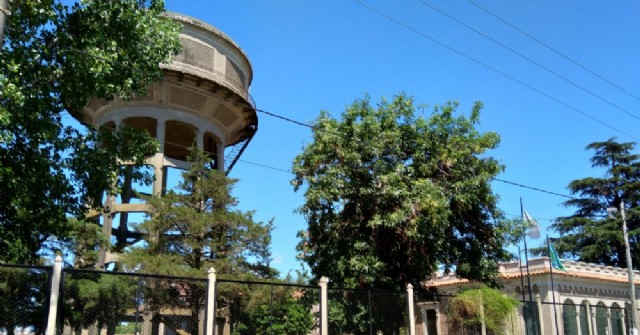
[0,262,322,335]
[214,280,318,335]
[60,269,208,335]
[0,264,52,335]
[10,260,638,335]
[326,288,407,335]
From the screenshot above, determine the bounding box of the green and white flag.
[549,243,566,271]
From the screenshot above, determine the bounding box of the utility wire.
[238,159,291,174]
[352,0,639,141]
[7,15,639,141]
[0,27,589,202]
[466,0,640,104]
[58,46,592,201]
[416,0,640,121]
[492,178,576,200]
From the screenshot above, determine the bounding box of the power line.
[238,159,291,173]
[8,13,639,142]
[0,26,591,202]
[56,46,586,201]
[231,155,577,201]
[493,178,575,200]
[466,0,640,104]
[352,0,639,141]
[416,0,640,121]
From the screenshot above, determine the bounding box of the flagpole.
[521,198,540,335]
[521,198,534,303]
[548,235,560,335]
[518,245,526,302]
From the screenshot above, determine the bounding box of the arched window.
[595,302,608,335]
[563,299,578,335]
[610,303,624,335]
[579,302,589,335]
[625,303,632,335]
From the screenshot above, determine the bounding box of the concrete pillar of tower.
[153,120,167,196]
[216,141,224,172]
[196,128,204,151]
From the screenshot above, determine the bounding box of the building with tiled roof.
[417,257,640,335]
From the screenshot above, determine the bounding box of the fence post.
[407,284,416,335]
[319,276,329,335]
[206,267,217,335]
[46,255,63,335]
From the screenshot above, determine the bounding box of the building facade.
[420,257,640,335]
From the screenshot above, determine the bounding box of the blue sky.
[162,1,640,276]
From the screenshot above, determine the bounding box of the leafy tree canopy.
[292,93,515,290]
[446,286,520,335]
[545,138,640,268]
[0,0,181,263]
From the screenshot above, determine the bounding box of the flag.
[549,243,566,271]
[523,210,540,239]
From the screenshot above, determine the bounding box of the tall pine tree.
[124,149,275,335]
[125,148,274,278]
[549,139,640,268]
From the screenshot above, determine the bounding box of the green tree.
[124,149,275,335]
[63,272,136,335]
[292,94,514,290]
[245,287,313,335]
[546,139,640,268]
[0,0,181,264]
[446,286,520,335]
[0,266,49,335]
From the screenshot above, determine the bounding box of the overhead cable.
[417,0,640,121]
[466,0,640,103]
[351,0,639,141]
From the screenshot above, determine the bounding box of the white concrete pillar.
[585,302,593,335]
[141,312,153,335]
[419,307,428,335]
[606,308,612,335]
[206,268,217,335]
[407,284,416,335]
[319,277,329,335]
[156,120,166,152]
[152,155,164,196]
[152,120,167,196]
[97,194,115,269]
[536,293,545,335]
[46,255,63,335]
[576,306,583,335]
[216,142,224,172]
[196,128,204,149]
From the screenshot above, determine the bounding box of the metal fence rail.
[9,258,637,335]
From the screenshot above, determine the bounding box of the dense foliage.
[547,139,640,268]
[124,149,276,334]
[0,266,49,335]
[293,93,517,289]
[446,286,520,335]
[247,294,313,335]
[125,149,274,278]
[0,0,181,263]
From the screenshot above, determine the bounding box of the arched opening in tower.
[164,120,197,161]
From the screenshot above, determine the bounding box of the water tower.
[79,13,258,269]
